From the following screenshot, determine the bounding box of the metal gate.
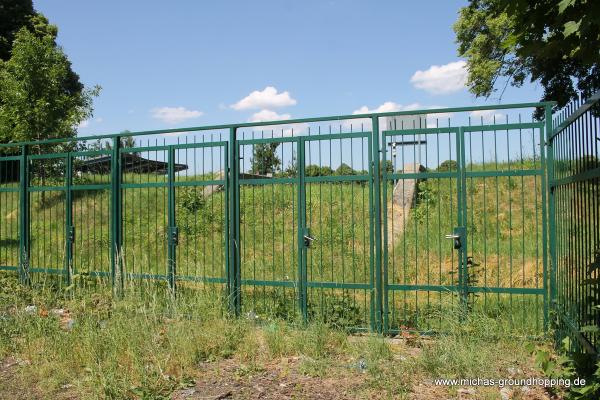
[0,101,555,334]
[237,131,375,330]
[119,139,229,291]
[382,122,547,334]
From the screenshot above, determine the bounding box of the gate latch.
[169,226,179,246]
[303,228,316,248]
[445,227,465,250]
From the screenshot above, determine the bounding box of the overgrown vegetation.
[0,159,546,333]
[0,273,555,399]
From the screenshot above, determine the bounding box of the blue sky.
[34,0,543,138]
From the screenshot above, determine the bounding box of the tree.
[383,160,394,174]
[251,143,281,175]
[0,17,99,152]
[0,0,35,61]
[335,163,355,176]
[437,160,458,172]
[87,138,135,151]
[0,17,99,195]
[454,0,599,116]
[120,135,136,148]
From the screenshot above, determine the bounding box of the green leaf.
[524,342,536,353]
[562,336,572,350]
[580,325,600,333]
[563,20,581,37]
[558,0,575,14]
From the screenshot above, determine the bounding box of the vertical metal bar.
[110,136,123,295]
[18,145,29,285]
[223,142,230,308]
[167,146,176,294]
[228,127,241,315]
[458,127,468,313]
[297,137,307,322]
[545,105,555,329]
[539,106,550,331]
[65,154,73,286]
[371,116,383,333]
[381,132,389,332]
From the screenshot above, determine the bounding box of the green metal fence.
[0,101,554,333]
[549,91,600,355]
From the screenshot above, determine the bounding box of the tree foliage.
[251,143,281,175]
[87,134,135,151]
[454,0,600,116]
[0,10,99,154]
[0,0,35,61]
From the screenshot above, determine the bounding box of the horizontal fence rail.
[549,91,600,354]
[0,102,555,334]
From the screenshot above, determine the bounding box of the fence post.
[65,154,74,286]
[297,137,308,322]
[457,127,469,312]
[110,136,123,295]
[380,124,389,333]
[371,116,383,333]
[167,146,177,295]
[228,127,241,315]
[18,145,29,285]
[544,104,555,330]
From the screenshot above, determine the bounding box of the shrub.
[178,187,205,213]
[437,159,457,171]
[335,163,355,176]
[305,165,335,177]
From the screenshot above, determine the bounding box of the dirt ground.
[170,337,556,400]
[1,337,558,400]
[169,354,555,399]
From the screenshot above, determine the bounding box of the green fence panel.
[549,91,600,355]
[0,101,563,334]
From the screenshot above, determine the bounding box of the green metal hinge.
[168,226,179,246]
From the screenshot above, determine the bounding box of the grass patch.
[1,159,546,332]
[0,274,552,399]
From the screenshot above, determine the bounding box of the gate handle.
[445,233,462,249]
[303,234,316,248]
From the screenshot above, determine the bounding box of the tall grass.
[0,160,546,332]
[0,273,544,399]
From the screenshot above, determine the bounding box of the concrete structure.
[387,163,425,247]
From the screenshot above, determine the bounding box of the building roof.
[80,153,188,174]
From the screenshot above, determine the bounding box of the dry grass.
[0,274,554,399]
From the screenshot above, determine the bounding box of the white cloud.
[423,107,454,127]
[244,110,308,138]
[410,61,468,95]
[352,102,422,115]
[77,117,103,130]
[470,109,506,122]
[351,102,459,129]
[151,106,203,124]
[246,122,309,138]
[248,109,291,123]
[232,86,297,110]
